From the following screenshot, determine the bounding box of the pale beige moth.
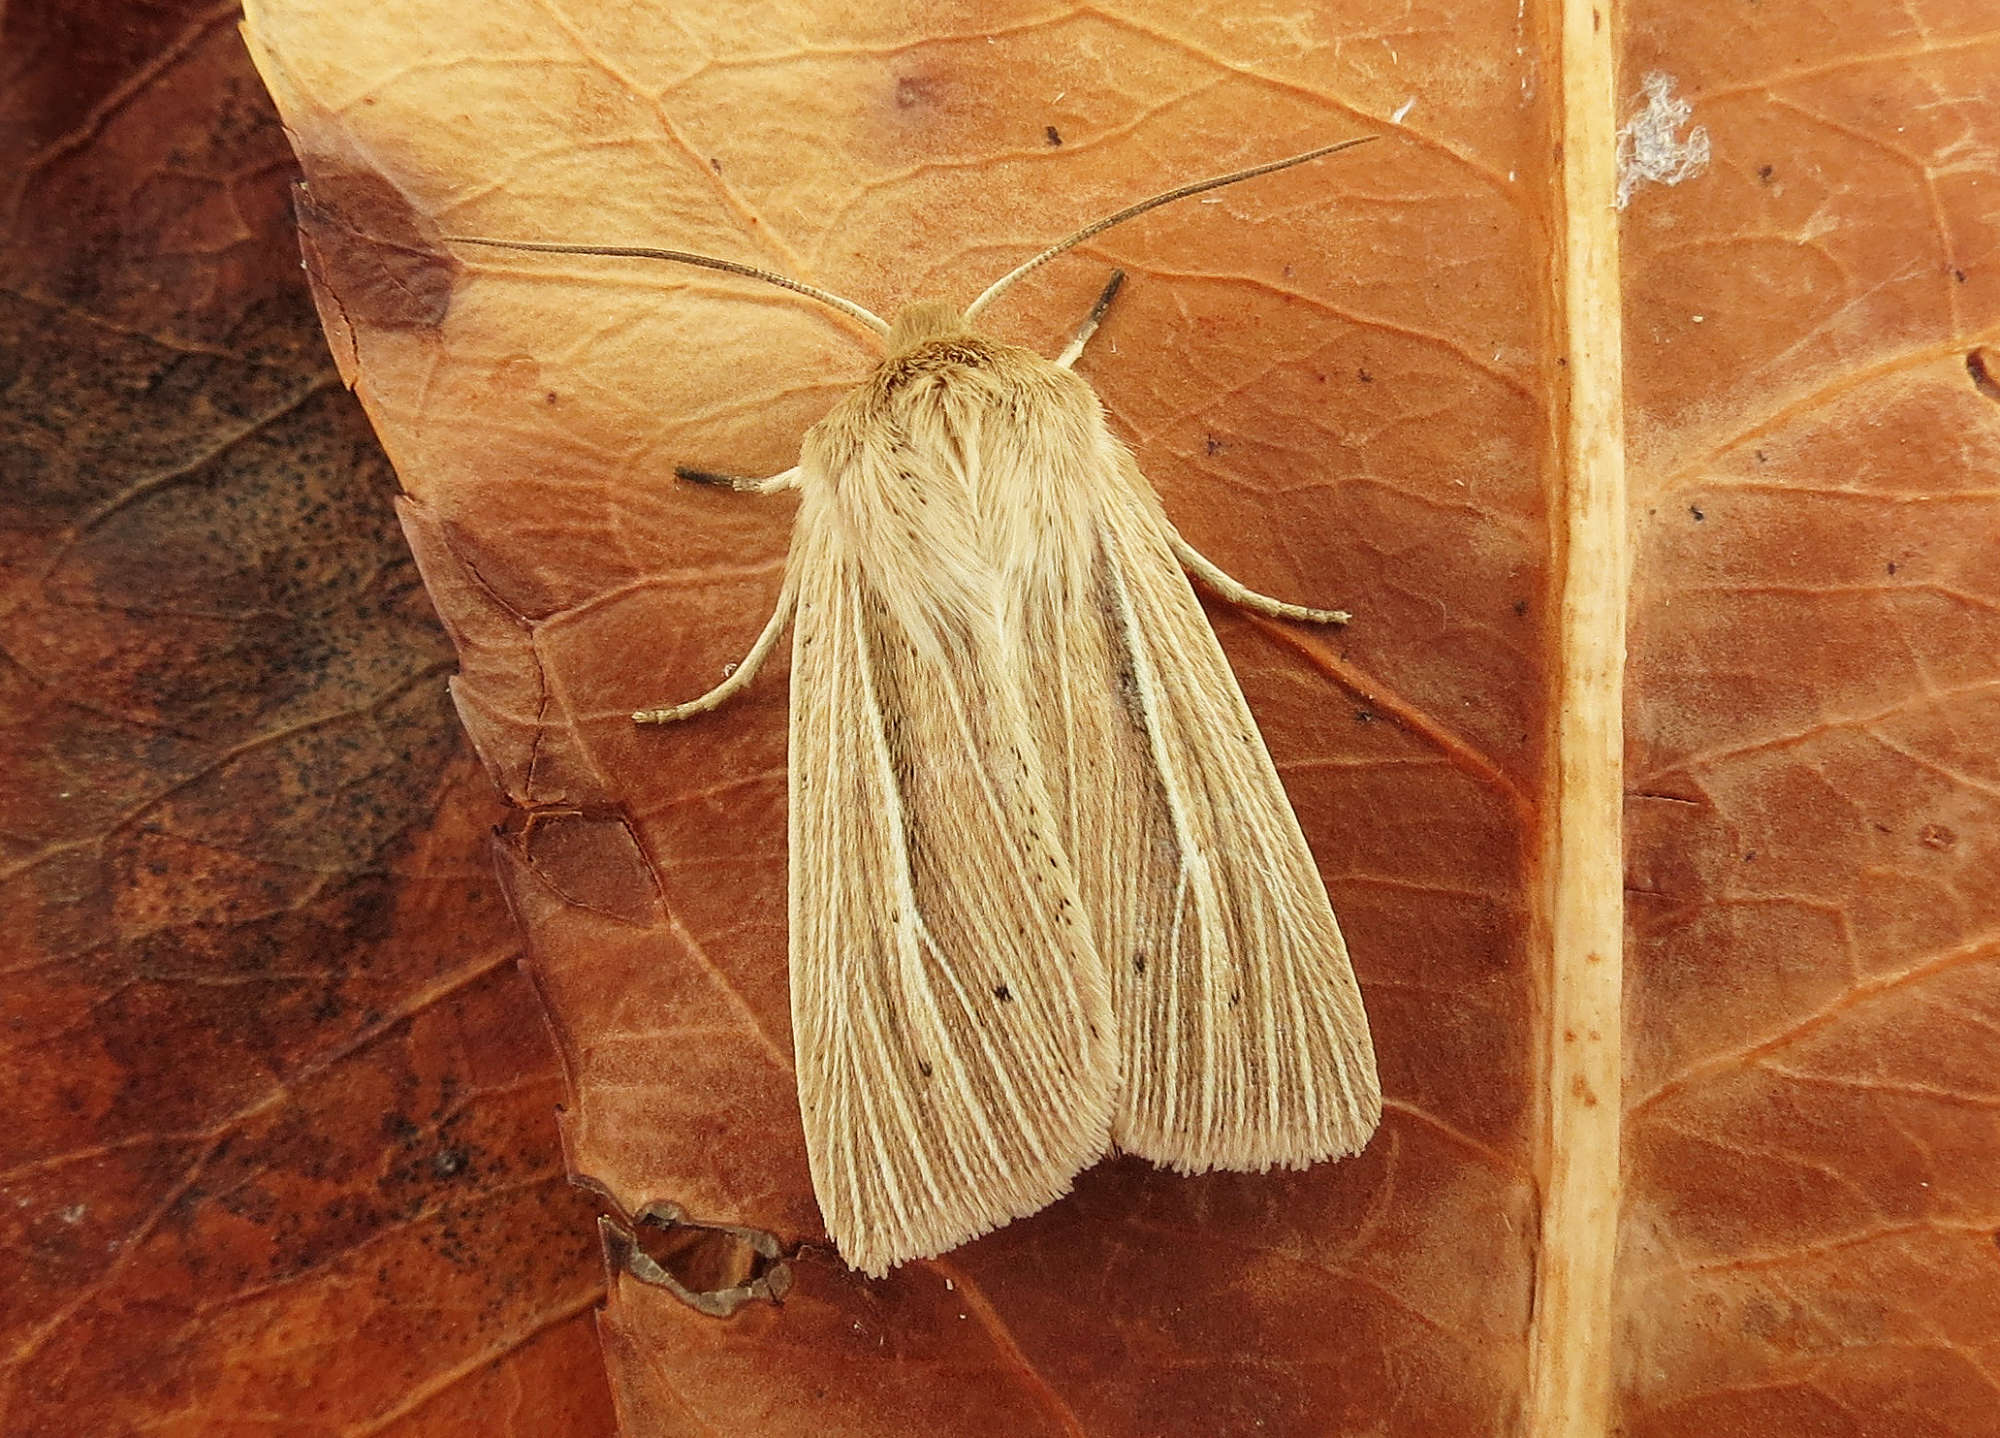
[453,142,1382,1277]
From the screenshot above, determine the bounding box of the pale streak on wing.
[1060,455,1381,1172]
[786,497,1116,1277]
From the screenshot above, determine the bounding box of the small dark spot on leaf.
[1132,952,1147,974]
[1953,267,1967,283]
[1757,163,1774,183]
[1744,850,1757,862]
[894,76,936,109]
[994,984,1012,1001]
[710,157,723,173]
[1205,434,1228,456]
[545,391,559,405]
[1887,561,1899,575]
[1355,709,1377,723]
[1690,504,1705,521]
[431,1149,467,1179]
[1513,598,1529,617]
[1966,347,2000,402]
[1046,124,1063,147]
[1754,449,1769,463]
[918,1060,933,1077]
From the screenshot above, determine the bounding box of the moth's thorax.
[799,298,1112,548]
[797,301,1114,590]
[871,304,1004,396]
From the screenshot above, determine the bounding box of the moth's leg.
[676,464,800,495]
[1170,530,1351,625]
[633,568,800,724]
[1055,269,1127,369]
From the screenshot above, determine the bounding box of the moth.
[454,141,1381,1277]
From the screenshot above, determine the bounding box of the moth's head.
[885,300,972,356]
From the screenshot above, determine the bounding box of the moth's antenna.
[963,137,1377,324]
[445,236,892,336]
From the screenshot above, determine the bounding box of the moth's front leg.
[674,464,800,494]
[633,464,800,723]
[1055,269,1126,370]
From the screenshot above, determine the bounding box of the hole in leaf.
[598,1200,792,1318]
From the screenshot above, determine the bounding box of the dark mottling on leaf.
[1968,347,2000,401]
[2,28,605,1405]
[293,161,457,331]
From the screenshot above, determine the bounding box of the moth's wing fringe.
[1076,454,1380,1173]
[787,499,1117,1278]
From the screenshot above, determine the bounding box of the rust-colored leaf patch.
[0,3,614,1433]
